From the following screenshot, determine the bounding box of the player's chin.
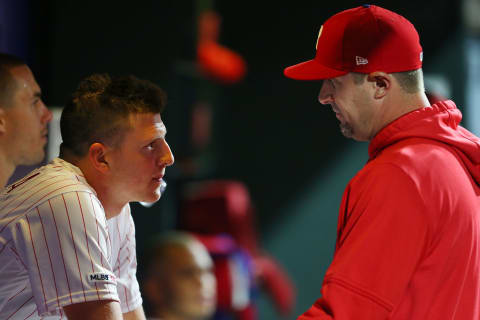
[142,187,162,203]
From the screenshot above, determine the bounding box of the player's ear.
[88,143,110,174]
[367,72,390,99]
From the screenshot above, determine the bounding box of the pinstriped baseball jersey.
[0,158,142,319]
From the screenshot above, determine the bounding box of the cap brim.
[284,59,347,80]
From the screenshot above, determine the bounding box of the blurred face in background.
[146,240,216,320]
[2,65,52,166]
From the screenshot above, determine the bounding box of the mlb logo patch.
[87,273,116,284]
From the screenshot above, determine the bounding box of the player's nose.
[41,101,53,125]
[157,140,174,167]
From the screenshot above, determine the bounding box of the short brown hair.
[351,69,423,93]
[351,72,366,85]
[60,74,167,157]
[0,53,26,107]
[392,69,424,93]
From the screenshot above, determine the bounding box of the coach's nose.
[318,80,334,105]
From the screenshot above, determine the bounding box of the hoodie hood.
[369,100,480,184]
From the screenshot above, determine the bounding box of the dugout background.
[2,0,470,318]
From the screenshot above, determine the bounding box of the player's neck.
[82,176,126,219]
[67,155,126,219]
[0,152,15,187]
[96,191,127,219]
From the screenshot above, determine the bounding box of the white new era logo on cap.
[356,56,368,65]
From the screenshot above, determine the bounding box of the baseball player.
[0,53,52,187]
[0,74,174,319]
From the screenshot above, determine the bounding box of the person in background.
[0,73,174,319]
[142,231,216,320]
[284,4,480,319]
[0,53,52,187]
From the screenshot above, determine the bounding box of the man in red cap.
[285,5,480,319]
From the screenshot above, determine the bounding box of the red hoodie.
[299,101,480,319]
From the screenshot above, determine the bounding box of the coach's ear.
[367,71,391,99]
[88,143,110,173]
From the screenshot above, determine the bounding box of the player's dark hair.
[0,53,26,107]
[60,73,167,157]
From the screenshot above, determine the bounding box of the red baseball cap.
[284,5,423,80]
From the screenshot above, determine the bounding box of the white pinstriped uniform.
[0,158,142,319]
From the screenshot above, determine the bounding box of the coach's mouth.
[331,105,345,123]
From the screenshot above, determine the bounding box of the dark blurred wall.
[0,0,29,58]
[32,1,196,106]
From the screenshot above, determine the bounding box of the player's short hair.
[351,69,424,93]
[0,53,26,107]
[60,73,167,157]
